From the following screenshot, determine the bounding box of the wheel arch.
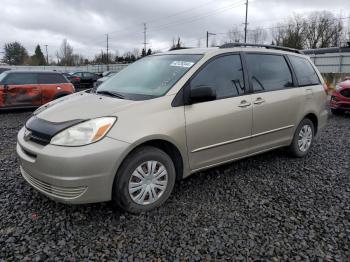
[116,136,188,182]
[303,112,319,135]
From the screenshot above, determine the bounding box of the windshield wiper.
[96,90,125,99]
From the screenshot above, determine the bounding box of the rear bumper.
[17,127,130,204]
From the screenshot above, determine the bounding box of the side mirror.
[189,85,216,104]
[3,84,8,90]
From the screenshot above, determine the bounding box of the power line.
[147,1,246,33]
[70,0,246,49]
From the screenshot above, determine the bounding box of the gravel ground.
[0,110,349,261]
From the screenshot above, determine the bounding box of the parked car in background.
[71,71,100,88]
[94,72,117,88]
[62,73,80,88]
[330,77,350,114]
[0,68,10,74]
[102,71,116,77]
[0,71,74,109]
[17,44,328,213]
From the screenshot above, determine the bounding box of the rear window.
[289,56,320,86]
[38,73,68,84]
[3,73,37,85]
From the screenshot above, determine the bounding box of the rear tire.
[331,108,344,115]
[288,118,314,158]
[113,146,176,213]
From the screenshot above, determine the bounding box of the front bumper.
[17,127,130,204]
[330,94,350,110]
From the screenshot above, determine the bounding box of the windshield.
[96,54,202,100]
[0,71,9,84]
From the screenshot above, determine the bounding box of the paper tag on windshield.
[170,61,194,68]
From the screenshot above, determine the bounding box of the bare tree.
[271,24,287,46]
[210,37,217,47]
[271,14,304,49]
[226,26,243,43]
[132,48,140,59]
[56,39,74,66]
[248,27,268,44]
[303,11,344,49]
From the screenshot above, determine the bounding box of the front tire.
[113,146,176,213]
[288,118,314,158]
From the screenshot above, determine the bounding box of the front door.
[3,73,42,107]
[185,54,253,170]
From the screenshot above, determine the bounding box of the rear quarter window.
[289,56,321,86]
[38,73,68,84]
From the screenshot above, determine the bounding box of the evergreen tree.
[2,42,29,65]
[147,48,152,55]
[31,44,46,65]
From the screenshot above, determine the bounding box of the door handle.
[238,100,251,108]
[253,97,265,105]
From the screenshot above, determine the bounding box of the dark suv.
[0,71,74,109]
[71,72,100,88]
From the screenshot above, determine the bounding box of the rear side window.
[38,73,68,84]
[246,54,293,92]
[83,72,93,78]
[191,54,245,99]
[4,73,37,85]
[289,56,320,86]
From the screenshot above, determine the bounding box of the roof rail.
[219,43,303,54]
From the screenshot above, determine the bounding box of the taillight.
[75,77,80,81]
[323,83,329,94]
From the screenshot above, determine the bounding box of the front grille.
[340,104,350,109]
[340,89,350,98]
[21,167,87,199]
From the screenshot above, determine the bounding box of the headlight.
[50,117,116,146]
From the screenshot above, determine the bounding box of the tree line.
[1,39,154,66]
[223,11,349,49]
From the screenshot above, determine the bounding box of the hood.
[35,91,137,122]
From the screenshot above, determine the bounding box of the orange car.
[0,71,74,109]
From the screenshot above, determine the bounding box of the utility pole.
[143,23,147,53]
[106,34,109,70]
[206,31,216,48]
[244,0,249,43]
[44,45,48,65]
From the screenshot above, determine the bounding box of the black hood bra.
[25,116,85,145]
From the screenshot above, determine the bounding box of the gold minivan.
[17,44,328,213]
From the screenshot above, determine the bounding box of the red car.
[330,77,350,115]
[0,71,74,109]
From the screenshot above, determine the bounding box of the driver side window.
[190,54,245,100]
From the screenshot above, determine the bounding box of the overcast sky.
[1,0,349,61]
